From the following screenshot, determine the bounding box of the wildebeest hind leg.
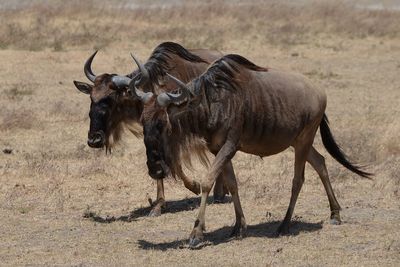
[213,175,229,203]
[307,146,341,224]
[277,141,310,235]
[222,161,246,238]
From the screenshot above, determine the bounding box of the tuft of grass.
[17,206,33,214]
[83,205,99,219]
[5,85,34,100]
[52,37,64,52]
[304,70,340,80]
[0,108,37,131]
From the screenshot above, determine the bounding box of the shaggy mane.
[166,54,267,178]
[193,54,268,94]
[141,42,209,86]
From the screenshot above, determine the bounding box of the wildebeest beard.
[143,116,169,179]
[87,94,143,154]
[141,103,211,180]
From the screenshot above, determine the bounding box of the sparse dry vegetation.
[0,107,36,130]
[1,1,400,51]
[0,0,399,266]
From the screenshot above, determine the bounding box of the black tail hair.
[320,114,372,178]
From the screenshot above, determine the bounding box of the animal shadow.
[84,195,232,223]
[137,220,323,251]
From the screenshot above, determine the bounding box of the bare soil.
[0,1,399,266]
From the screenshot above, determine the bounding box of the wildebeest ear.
[73,81,92,94]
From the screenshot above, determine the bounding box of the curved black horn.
[156,73,191,107]
[84,50,98,83]
[130,53,149,86]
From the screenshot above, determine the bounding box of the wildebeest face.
[128,55,192,179]
[87,93,113,148]
[74,51,133,149]
[74,74,125,149]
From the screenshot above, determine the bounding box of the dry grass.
[1,1,400,51]
[0,0,400,266]
[4,84,34,100]
[0,107,36,130]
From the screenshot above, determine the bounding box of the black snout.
[87,131,105,148]
[147,160,169,179]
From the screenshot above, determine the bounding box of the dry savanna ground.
[0,1,399,266]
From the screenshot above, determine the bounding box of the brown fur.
[139,53,371,245]
[107,42,222,151]
[75,42,227,216]
[105,94,143,151]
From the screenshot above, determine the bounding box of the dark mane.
[192,54,268,94]
[221,54,268,72]
[143,42,209,85]
[165,56,267,179]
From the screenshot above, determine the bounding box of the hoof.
[330,217,342,225]
[330,218,341,225]
[230,224,247,239]
[330,212,342,225]
[188,226,204,248]
[276,223,290,236]
[188,237,203,248]
[148,208,162,217]
[213,194,226,204]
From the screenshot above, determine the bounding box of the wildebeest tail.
[320,114,372,178]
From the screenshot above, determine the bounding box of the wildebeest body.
[130,54,371,246]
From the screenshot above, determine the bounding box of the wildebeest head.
[129,54,193,179]
[73,51,139,150]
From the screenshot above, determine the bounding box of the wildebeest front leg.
[307,146,341,224]
[188,140,238,247]
[148,179,166,217]
[176,165,201,195]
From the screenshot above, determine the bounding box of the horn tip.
[91,50,99,57]
[130,53,139,64]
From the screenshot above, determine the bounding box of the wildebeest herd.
[73,42,371,247]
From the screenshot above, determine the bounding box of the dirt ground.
[0,1,399,266]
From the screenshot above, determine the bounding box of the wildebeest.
[73,42,227,216]
[129,54,371,246]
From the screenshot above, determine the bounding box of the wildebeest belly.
[238,112,308,157]
[239,131,299,157]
